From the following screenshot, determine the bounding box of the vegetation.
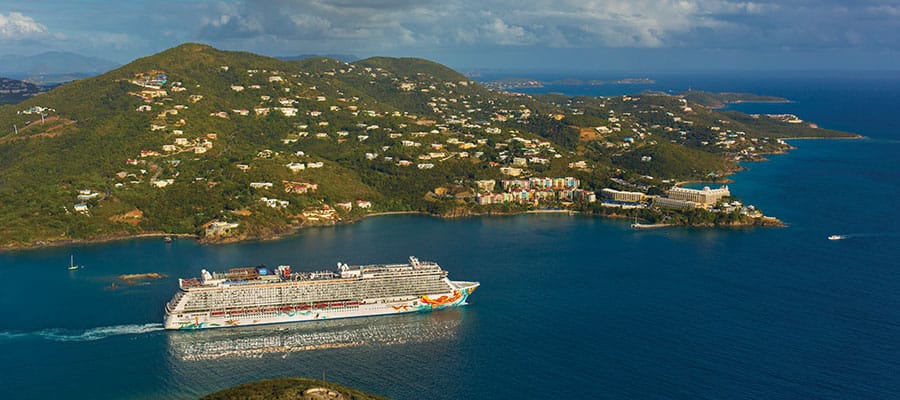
[0,43,857,249]
[680,90,789,109]
[200,377,389,400]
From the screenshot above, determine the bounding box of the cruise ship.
[164,257,479,330]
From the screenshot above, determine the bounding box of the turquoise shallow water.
[1,74,899,399]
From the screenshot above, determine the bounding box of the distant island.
[0,77,48,104]
[0,43,858,251]
[679,89,791,109]
[481,77,655,90]
[201,377,389,400]
[0,51,120,82]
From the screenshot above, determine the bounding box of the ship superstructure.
[164,256,478,330]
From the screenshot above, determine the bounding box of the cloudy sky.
[1,0,898,71]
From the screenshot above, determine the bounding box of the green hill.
[680,89,789,109]
[200,377,389,400]
[0,43,856,248]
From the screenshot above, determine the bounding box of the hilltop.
[0,43,855,249]
[200,377,389,400]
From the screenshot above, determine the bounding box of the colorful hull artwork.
[421,290,465,308]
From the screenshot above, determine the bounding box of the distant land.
[0,77,48,105]
[200,377,389,400]
[11,73,97,86]
[679,89,790,109]
[277,54,359,63]
[482,77,655,90]
[0,43,857,250]
[0,51,120,83]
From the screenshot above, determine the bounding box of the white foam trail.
[835,232,899,240]
[0,323,165,343]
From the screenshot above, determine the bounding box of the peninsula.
[0,44,856,250]
[679,89,791,109]
[481,77,655,90]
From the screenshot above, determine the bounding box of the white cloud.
[177,0,900,55]
[0,12,48,40]
[483,18,532,46]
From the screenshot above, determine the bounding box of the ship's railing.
[355,262,441,274]
[166,291,186,312]
[179,278,202,289]
[176,260,444,290]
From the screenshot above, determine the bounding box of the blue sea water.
[1,72,899,399]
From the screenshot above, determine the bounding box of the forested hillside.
[0,44,853,248]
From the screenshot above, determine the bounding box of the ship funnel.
[201,269,212,283]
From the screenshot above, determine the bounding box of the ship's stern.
[163,312,181,330]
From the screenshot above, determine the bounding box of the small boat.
[828,235,846,241]
[67,255,81,270]
[164,236,173,243]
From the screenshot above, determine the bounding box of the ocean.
[1,72,898,399]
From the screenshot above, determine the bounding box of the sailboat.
[68,255,80,270]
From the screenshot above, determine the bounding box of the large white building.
[601,188,645,203]
[667,186,730,206]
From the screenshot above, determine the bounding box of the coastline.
[780,134,865,140]
[0,206,783,253]
[0,232,198,253]
[360,211,427,218]
[712,99,793,110]
[4,131,855,253]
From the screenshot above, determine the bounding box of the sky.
[1,0,898,72]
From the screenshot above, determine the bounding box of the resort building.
[652,197,699,209]
[667,186,730,206]
[601,188,645,203]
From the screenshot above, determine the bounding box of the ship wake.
[0,323,165,343]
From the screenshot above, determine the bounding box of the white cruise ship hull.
[165,281,478,330]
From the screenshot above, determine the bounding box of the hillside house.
[283,181,318,194]
[250,182,273,189]
[206,221,239,237]
[260,197,289,208]
[286,162,305,172]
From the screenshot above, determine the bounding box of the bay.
[1,73,899,399]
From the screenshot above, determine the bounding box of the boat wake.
[829,232,898,241]
[0,323,165,343]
